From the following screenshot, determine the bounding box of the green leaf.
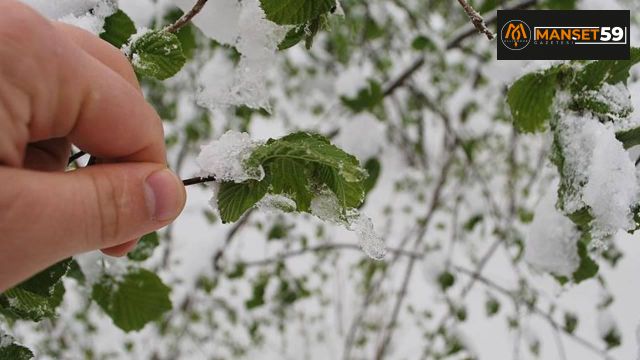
[507,67,559,133]
[217,179,270,223]
[411,35,436,51]
[100,10,136,49]
[0,333,33,360]
[572,238,599,283]
[571,48,640,92]
[0,281,65,321]
[268,158,313,211]
[260,0,335,25]
[278,25,307,50]
[437,271,455,291]
[16,258,72,297]
[315,164,364,209]
[564,312,578,334]
[615,126,640,149]
[129,30,186,80]
[245,273,270,309]
[341,80,384,113]
[92,269,172,332]
[127,232,160,261]
[362,158,381,195]
[485,297,500,317]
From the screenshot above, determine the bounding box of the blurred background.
[8,0,640,359]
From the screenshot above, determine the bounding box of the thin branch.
[164,0,209,33]
[382,0,538,97]
[456,0,495,40]
[182,175,216,186]
[67,151,87,165]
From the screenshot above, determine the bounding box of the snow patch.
[525,186,581,277]
[21,0,116,35]
[197,131,265,182]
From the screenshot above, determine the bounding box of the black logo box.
[497,10,630,60]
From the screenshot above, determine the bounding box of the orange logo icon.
[501,20,532,50]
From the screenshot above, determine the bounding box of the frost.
[584,82,635,127]
[257,194,297,213]
[197,131,265,182]
[583,122,639,238]
[21,0,116,35]
[310,189,386,260]
[525,186,581,277]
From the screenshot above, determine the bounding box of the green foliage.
[245,273,270,309]
[571,48,640,92]
[563,312,578,334]
[362,158,381,195]
[602,327,622,349]
[0,259,71,321]
[507,67,559,133]
[341,80,384,113]
[437,271,455,291]
[485,297,500,317]
[100,10,136,48]
[92,269,172,332]
[0,334,33,360]
[129,30,186,80]
[127,232,160,261]
[217,132,367,223]
[260,0,335,25]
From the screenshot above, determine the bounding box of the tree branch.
[164,0,209,33]
[182,175,216,186]
[382,0,538,97]
[456,0,494,40]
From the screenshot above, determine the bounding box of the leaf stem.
[164,0,209,33]
[182,175,216,186]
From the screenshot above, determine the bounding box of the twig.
[67,151,87,165]
[382,0,538,97]
[456,0,495,40]
[164,0,209,33]
[182,175,216,186]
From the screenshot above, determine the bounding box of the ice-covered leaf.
[127,232,160,262]
[571,48,640,92]
[507,67,559,133]
[267,158,313,211]
[259,0,335,25]
[129,30,186,80]
[91,269,171,332]
[99,9,136,49]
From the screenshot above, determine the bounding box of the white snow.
[0,329,11,348]
[582,121,639,239]
[525,186,581,277]
[310,189,386,260]
[196,131,265,183]
[175,0,286,109]
[257,194,297,213]
[553,100,640,241]
[586,82,634,121]
[597,310,619,338]
[21,0,116,35]
[347,213,387,260]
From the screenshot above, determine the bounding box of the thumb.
[0,163,185,288]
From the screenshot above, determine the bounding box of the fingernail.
[144,169,184,221]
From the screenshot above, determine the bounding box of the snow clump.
[197,131,265,183]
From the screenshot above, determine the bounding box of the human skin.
[0,0,186,291]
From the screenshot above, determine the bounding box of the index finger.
[0,1,166,164]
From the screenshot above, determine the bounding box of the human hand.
[0,1,186,291]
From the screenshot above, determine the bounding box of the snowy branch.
[164,0,209,33]
[456,0,494,40]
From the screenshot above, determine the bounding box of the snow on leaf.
[525,186,581,277]
[128,30,186,80]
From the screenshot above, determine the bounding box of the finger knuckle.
[88,172,127,246]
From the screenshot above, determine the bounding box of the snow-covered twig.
[456,0,494,40]
[164,0,209,33]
